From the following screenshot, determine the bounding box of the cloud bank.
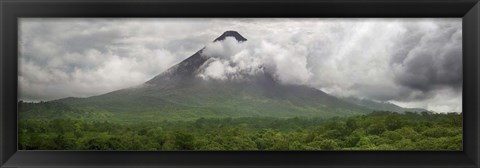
[198,37,313,85]
[19,18,462,112]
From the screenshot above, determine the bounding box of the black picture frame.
[1,0,479,167]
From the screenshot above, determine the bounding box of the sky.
[18,18,462,112]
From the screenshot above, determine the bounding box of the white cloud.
[198,36,313,85]
[390,88,462,112]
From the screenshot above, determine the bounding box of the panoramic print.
[18,18,462,150]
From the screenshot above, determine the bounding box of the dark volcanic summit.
[214,30,247,42]
[146,31,248,85]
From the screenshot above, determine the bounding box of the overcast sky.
[18,18,462,112]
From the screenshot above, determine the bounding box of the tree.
[344,130,363,147]
[146,127,167,149]
[366,123,386,135]
[356,135,380,149]
[395,127,422,141]
[253,129,288,150]
[308,139,339,150]
[173,130,195,150]
[384,115,404,131]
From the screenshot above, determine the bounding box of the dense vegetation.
[18,111,462,150]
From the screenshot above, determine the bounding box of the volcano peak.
[214,30,247,42]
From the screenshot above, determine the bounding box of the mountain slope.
[54,31,373,120]
[343,97,427,113]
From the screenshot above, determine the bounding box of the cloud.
[19,18,203,101]
[18,18,462,112]
[390,88,462,112]
[202,36,247,59]
[390,22,462,95]
[197,37,262,80]
[198,36,312,85]
[198,59,237,80]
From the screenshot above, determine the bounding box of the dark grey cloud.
[390,22,462,96]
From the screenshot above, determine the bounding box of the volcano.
[57,31,374,120]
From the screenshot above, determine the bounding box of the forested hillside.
[18,111,462,150]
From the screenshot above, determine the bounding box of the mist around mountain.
[17,30,462,151]
[44,31,369,120]
[21,30,428,121]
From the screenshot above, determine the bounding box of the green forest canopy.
[18,110,462,150]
